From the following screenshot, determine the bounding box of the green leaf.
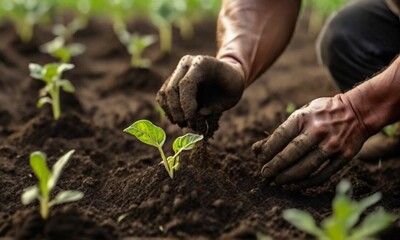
[37,97,53,108]
[68,43,86,56]
[172,133,203,154]
[29,151,51,196]
[29,63,43,79]
[49,190,84,207]
[124,120,166,148]
[47,150,75,191]
[57,63,75,74]
[21,185,39,205]
[350,207,397,240]
[59,80,75,93]
[286,102,296,114]
[167,156,180,171]
[283,209,326,238]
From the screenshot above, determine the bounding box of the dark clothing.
[386,0,400,16]
[318,0,400,91]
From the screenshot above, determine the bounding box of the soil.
[1,16,400,240]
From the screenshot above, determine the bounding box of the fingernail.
[261,165,273,178]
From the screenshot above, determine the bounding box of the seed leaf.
[29,151,51,196]
[173,133,203,154]
[283,209,326,238]
[21,185,39,205]
[37,97,53,108]
[48,150,75,191]
[49,190,84,207]
[350,207,397,239]
[59,80,75,93]
[124,120,166,148]
[29,63,43,79]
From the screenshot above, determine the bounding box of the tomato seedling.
[124,120,203,178]
[118,30,157,68]
[40,37,85,63]
[283,180,397,240]
[29,63,75,120]
[21,150,84,220]
[0,0,51,42]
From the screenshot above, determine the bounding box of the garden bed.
[0,17,400,239]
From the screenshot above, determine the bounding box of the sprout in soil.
[0,0,51,42]
[124,120,203,178]
[40,37,85,63]
[21,150,84,220]
[283,180,397,240]
[117,30,157,68]
[29,63,75,120]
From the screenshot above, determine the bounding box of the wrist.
[343,57,400,135]
[217,55,248,88]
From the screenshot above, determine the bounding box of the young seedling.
[21,150,84,220]
[283,180,397,240]
[40,37,85,63]
[124,120,203,178]
[118,30,157,68]
[29,63,75,120]
[0,0,51,42]
[285,102,296,114]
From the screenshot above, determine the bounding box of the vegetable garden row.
[0,0,399,239]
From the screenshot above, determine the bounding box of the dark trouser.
[317,0,400,91]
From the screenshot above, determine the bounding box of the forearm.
[216,0,301,87]
[345,56,400,135]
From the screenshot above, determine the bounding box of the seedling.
[118,30,157,68]
[124,120,203,178]
[283,180,397,240]
[40,37,85,63]
[29,63,75,120]
[21,150,84,220]
[0,0,51,42]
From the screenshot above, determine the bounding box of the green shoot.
[118,30,157,68]
[29,63,75,120]
[40,37,85,63]
[0,0,51,42]
[52,18,87,41]
[21,150,84,220]
[283,180,397,240]
[383,122,400,137]
[286,102,296,115]
[124,120,203,178]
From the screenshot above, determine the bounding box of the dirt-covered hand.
[156,55,245,128]
[252,94,369,187]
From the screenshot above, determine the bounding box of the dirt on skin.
[0,16,400,240]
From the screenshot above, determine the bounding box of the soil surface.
[0,16,400,240]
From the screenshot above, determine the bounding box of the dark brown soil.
[1,16,400,240]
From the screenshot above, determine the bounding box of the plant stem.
[40,195,49,219]
[157,147,173,178]
[158,21,172,53]
[51,86,60,120]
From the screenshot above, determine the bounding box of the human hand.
[252,94,369,187]
[156,55,245,130]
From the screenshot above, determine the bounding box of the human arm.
[253,56,400,187]
[156,0,301,128]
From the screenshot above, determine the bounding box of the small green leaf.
[21,186,39,205]
[68,43,86,56]
[29,151,51,196]
[57,63,75,74]
[350,207,397,240]
[37,97,53,108]
[124,120,166,148]
[283,209,326,238]
[49,190,84,207]
[286,102,296,114]
[29,63,43,79]
[47,150,75,191]
[59,80,75,93]
[167,156,180,171]
[172,133,203,154]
